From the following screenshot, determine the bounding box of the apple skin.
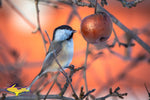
[80,12,113,44]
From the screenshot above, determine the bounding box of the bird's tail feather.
[27,75,41,91]
[27,69,46,91]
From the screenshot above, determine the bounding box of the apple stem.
[95,0,98,14]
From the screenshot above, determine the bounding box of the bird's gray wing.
[40,41,63,74]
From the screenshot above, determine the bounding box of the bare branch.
[96,87,127,100]
[83,42,89,98]
[44,73,59,100]
[4,95,74,100]
[33,0,47,53]
[144,83,150,99]
[118,0,144,8]
[67,5,82,24]
[108,28,135,48]
[82,89,95,99]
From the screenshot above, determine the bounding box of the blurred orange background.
[0,0,150,99]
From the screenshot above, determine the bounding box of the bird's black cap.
[53,25,76,40]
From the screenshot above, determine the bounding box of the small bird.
[27,25,76,90]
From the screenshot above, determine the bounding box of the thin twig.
[83,89,95,99]
[96,87,127,100]
[144,83,150,99]
[59,66,75,96]
[45,30,51,44]
[112,28,120,43]
[83,42,89,98]
[33,0,47,53]
[67,5,82,24]
[44,72,59,100]
[95,0,97,14]
[35,72,59,93]
[32,75,47,93]
[108,28,135,48]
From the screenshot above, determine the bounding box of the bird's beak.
[72,30,76,33]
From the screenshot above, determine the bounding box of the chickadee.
[28,25,76,90]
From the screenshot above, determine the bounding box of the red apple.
[80,12,112,44]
